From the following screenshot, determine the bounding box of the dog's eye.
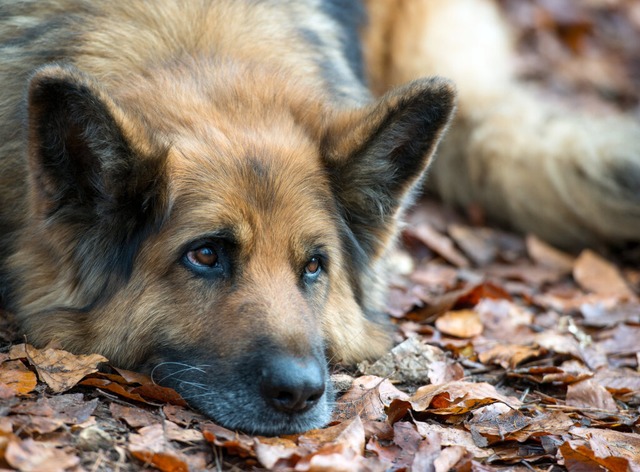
[304,257,321,277]
[186,246,219,268]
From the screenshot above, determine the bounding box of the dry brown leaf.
[409,224,471,268]
[559,441,631,472]
[333,375,408,423]
[5,439,80,472]
[433,446,472,472]
[8,344,107,393]
[478,343,544,369]
[128,423,204,471]
[414,421,492,458]
[293,416,369,472]
[131,383,187,406]
[110,403,160,428]
[569,427,640,467]
[593,368,640,402]
[526,234,575,272]
[573,250,636,299]
[392,381,521,417]
[164,420,204,443]
[80,377,150,404]
[566,379,618,411]
[0,360,37,396]
[366,421,426,470]
[597,324,640,356]
[448,224,499,266]
[485,262,566,286]
[163,404,207,427]
[435,310,483,338]
[201,422,255,458]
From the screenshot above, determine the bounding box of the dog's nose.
[260,355,325,413]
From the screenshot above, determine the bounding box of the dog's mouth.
[148,350,334,436]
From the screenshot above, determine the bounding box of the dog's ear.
[26,64,168,280]
[322,77,456,257]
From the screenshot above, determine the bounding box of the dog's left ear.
[322,77,456,257]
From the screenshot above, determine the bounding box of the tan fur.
[0,0,455,434]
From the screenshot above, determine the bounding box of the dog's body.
[0,0,637,435]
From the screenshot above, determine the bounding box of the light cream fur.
[365,0,640,248]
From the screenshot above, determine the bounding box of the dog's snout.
[260,355,326,414]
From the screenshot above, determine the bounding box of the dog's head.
[11,64,454,434]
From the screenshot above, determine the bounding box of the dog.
[0,0,637,435]
[0,0,454,435]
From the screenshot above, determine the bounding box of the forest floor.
[1,0,639,470]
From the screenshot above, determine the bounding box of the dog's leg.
[364,0,640,249]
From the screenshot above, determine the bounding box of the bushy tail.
[363,0,640,248]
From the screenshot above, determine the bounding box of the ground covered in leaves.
[1,1,640,471]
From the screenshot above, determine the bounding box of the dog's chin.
[171,378,335,436]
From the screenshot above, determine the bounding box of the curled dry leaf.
[8,344,107,394]
[389,381,521,421]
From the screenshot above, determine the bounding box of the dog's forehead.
[165,133,339,249]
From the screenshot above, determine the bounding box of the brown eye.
[187,246,218,267]
[304,257,321,276]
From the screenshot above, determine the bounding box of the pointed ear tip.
[28,64,86,94]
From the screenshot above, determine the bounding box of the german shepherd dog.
[0,0,638,435]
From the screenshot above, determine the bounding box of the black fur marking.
[326,79,456,257]
[319,0,367,84]
[28,67,168,295]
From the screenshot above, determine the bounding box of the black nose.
[260,355,326,414]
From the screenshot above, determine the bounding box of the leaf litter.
[1,1,640,470]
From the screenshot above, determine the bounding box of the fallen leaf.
[566,379,618,411]
[333,375,408,422]
[526,234,575,272]
[8,344,107,393]
[110,403,160,428]
[435,310,483,338]
[414,421,492,458]
[573,250,636,299]
[448,224,499,266]
[129,423,203,471]
[389,381,521,420]
[0,360,37,396]
[409,224,471,268]
[201,422,255,458]
[569,427,640,467]
[433,446,472,472]
[478,344,545,369]
[5,439,80,472]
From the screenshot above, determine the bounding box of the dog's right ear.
[26,64,168,280]
[321,77,456,259]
